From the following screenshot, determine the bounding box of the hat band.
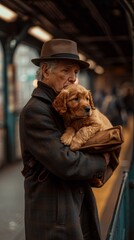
[50,53,80,60]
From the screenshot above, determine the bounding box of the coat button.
[79,189,84,194]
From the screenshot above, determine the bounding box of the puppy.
[53,84,113,151]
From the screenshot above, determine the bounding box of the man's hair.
[36,60,59,81]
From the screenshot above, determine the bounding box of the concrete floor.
[0,161,25,240]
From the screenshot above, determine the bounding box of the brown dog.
[53,84,113,151]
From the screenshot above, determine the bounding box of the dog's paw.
[70,141,82,151]
[60,133,73,146]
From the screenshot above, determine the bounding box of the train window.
[14,44,38,110]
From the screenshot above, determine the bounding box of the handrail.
[106,171,128,240]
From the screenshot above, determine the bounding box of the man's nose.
[68,72,76,83]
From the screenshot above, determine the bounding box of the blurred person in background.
[19,39,112,240]
[100,86,127,126]
[121,81,134,117]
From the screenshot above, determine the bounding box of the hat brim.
[31,57,89,69]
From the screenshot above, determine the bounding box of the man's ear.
[52,90,69,114]
[88,91,96,110]
[42,64,49,78]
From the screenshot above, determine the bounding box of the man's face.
[42,60,80,93]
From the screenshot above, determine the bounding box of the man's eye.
[63,69,69,72]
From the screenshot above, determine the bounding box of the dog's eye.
[86,97,89,101]
[73,97,79,101]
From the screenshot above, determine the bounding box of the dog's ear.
[88,91,96,110]
[52,90,68,114]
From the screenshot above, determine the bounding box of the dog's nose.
[85,106,90,112]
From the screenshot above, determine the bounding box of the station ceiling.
[0,0,133,74]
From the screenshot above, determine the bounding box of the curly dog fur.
[53,84,113,150]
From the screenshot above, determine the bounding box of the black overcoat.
[19,81,107,240]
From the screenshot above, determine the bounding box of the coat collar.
[32,81,57,103]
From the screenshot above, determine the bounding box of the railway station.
[0,1,133,239]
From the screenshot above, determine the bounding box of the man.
[19,39,110,240]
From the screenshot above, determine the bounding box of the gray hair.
[36,60,59,81]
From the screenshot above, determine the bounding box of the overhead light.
[94,65,104,74]
[33,79,38,88]
[79,53,86,61]
[0,4,17,22]
[28,26,53,42]
[87,59,96,69]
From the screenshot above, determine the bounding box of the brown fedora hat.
[31,39,89,69]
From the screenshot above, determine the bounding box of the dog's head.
[53,84,95,119]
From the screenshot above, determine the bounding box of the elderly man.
[19,39,110,240]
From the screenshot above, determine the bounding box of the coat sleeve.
[19,99,107,181]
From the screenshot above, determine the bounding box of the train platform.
[93,115,134,239]
[0,161,25,240]
[0,116,133,240]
